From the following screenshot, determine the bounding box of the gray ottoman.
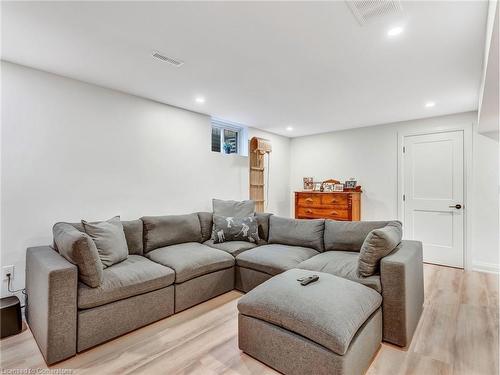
[237,269,382,375]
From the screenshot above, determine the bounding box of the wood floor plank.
[460,271,499,308]
[0,265,498,374]
[452,304,499,375]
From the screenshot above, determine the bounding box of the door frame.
[397,126,473,270]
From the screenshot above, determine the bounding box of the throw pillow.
[53,222,104,287]
[213,215,260,244]
[358,221,402,277]
[212,199,256,240]
[212,199,255,217]
[82,216,129,267]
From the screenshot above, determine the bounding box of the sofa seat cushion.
[236,244,319,276]
[203,239,257,257]
[237,269,382,355]
[146,242,235,283]
[78,255,175,309]
[297,251,382,293]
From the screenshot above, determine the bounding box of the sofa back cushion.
[324,220,392,252]
[212,199,255,217]
[82,216,129,268]
[53,222,103,287]
[197,212,213,242]
[142,213,202,253]
[69,219,144,255]
[255,212,273,242]
[268,216,324,252]
[358,221,402,277]
[121,220,144,255]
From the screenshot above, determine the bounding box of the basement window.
[211,119,247,155]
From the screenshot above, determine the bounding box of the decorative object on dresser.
[323,183,334,192]
[333,184,344,192]
[322,178,340,193]
[303,177,313,190]
[295,190,362,221]
[344,178,358,190]
[249,137,272,212]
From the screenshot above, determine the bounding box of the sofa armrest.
[380,240,424,347]
[26,246,78,364]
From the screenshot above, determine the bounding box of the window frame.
[211,119,244,155]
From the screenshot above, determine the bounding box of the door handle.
[449,204,462,209]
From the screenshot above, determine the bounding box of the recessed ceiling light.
[425,101,436,108]
[195,97,205,104]
[286,126,294,131]
[387,26,404,37]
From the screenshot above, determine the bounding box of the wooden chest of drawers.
[294,191,361,221]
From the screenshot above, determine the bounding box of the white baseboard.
[472,261,500,274]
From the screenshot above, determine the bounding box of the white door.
[402,131,464,268]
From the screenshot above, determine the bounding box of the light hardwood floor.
[1,264,498,374]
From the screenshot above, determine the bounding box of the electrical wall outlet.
[2,265,15,280]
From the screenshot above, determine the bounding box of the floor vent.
[152,51,184,67]
[346,0,403,25]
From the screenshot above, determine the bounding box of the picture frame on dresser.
[344,179,357,189]
[333,184,344,192]
[323,183,334,192]
[303,177,314,190]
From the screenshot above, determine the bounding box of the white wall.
[472,127,500,271]
[290,112,499,272]
[0,61,291,296]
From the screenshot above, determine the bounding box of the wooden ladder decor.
[249,137,272,212]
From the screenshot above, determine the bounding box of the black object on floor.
[0,296,22,338]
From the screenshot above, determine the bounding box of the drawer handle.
[306,209,312,214]
[331,211,338,215]
[330,199,337,203]
[305,198,313,202]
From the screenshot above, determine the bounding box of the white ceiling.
[1,1,488,137]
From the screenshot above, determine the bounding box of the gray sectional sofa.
[25,210,424,367]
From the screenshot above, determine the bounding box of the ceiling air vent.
[152,51,184,67]
[346,0,403,25]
